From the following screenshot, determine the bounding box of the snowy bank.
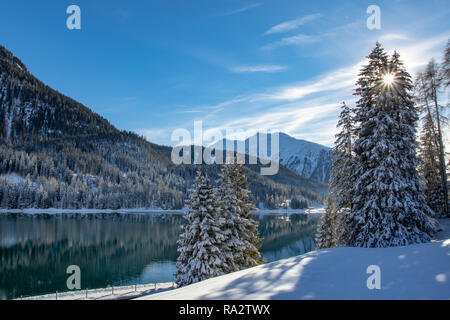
[138,239,450,300]
[19,283,176,300]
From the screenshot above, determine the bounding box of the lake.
[0,212,320,300]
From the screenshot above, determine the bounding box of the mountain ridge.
[212,132,332,182]
[0,45,327,209]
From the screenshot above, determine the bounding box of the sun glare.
[383,74,395,85]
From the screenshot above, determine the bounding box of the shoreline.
[0,208,186,215]
[0,208,325,215]
[18,282,176,301]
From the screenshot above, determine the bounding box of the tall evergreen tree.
[346,44,435,248]
[330,101,354,244]
[231,162,264,267]
[217,162,263,269]
[316,102,354,248]
[175,169,230,287]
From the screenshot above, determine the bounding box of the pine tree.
[346,44,435,248]
[230,162,264,267]
[315,197,339,249]
[217,162,263,269]
[175,169,230,287]
[329,102,354,244]
[316,102,354,248]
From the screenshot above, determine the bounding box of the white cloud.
[137,128,173,145]
[206,98,350,147]
[386,32,450,73]
[221,3,263,16]
[250,61,363,102]
[230,65,288,73]
[261,33,320,50]
[378,33,410,42]
[262,20,363,51]
[264,14,322,35]
[157,32,450,147]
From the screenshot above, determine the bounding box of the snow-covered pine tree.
[346,44,435,248]
[315,196,339,249]
[216,163,247,272]
[175,169,230,287]
[217,161,263,269]
[230,162,264,267]
[316,102,354,248]
[389,51,436,232]
[329,101,354,245]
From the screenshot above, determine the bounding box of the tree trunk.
[433,89,449,216]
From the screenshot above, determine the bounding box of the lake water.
[0,212,320,300]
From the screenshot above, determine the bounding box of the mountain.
[213,132,332,182]
[277,133,331,182]
[0,45,327,210]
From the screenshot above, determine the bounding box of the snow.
[2,173,27,185]
[434,218,450,241]
[138,236,450,300]
[1,173,39,188]
[19,282,176,301]
[277,132,332,182]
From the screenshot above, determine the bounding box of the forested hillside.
[0,45,327,210]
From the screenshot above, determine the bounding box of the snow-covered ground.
[138,219,450,300]
[434,218,450,241]
[19,283,176,301]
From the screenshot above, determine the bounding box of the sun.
[383,74,395,85]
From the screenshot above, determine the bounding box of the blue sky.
[1,0,449,146]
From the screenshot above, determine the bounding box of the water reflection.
[0,212,319,299]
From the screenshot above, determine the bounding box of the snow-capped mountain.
[214,132,332,182]
[276,133,331,183]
